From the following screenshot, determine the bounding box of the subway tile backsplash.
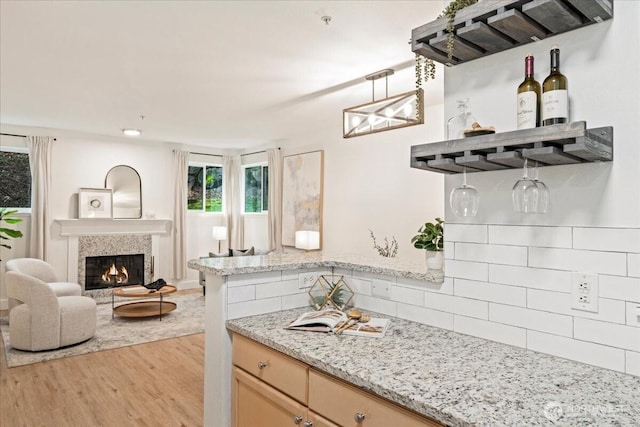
[223,224,639,377]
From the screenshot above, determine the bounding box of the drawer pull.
[354,412,366,423]
[257,361,267,369]
[293,415,303,424]
[303,422,314,427]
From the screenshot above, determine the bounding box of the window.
[187,164,223,212]
[0,149,31,208]
[243,164,268,213]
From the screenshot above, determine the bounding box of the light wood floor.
[0,291,205,427]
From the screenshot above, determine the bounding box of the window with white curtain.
[243,163,268,213]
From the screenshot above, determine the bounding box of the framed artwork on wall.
[282,150,324,248]
[78,188,113,219]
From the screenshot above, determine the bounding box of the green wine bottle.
[517,54,541,129]
[542,46,568,126]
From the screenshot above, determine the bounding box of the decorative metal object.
[343,69,424,138]
[308,275,354,311]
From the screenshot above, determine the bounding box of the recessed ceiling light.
[122,129,141,137]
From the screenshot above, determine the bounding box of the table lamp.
[295,230,320,251]
[212,226,228,253]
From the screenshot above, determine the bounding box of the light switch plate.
[371,279,391,299]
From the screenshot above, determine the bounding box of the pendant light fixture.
[343,69,423,138]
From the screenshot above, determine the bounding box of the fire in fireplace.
[85,254,144,290]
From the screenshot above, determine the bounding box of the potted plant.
[411,218,444,270]
[0,208,24,261]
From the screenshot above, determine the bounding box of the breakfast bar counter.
[227,307,640,426]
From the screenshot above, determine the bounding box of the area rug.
[1,293,205,368]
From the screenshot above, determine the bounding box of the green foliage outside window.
[188,165,222,212]
[244,165,268,213]
[0,151,31,208]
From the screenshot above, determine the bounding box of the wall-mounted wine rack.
[410,121,613,174]
[412,0,614,66]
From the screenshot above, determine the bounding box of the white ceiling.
[0,1,441,149]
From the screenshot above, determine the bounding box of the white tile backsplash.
[424,293,488,320]
[444,224,487,244]
[391,285,425,307]
[354,294,397,317]
[574,318,640,352]
[489,264,571,293]
[227,271,282,287]
[454,242,528,266]
[626,302,640,327]
[527,331,626,372]
[529,247,627,275]
[455,279,527,307]
[454,315,527,348]
[227,296,282,320]
[599,275,640,302]
[396,303,453,330]
[255,279,302,300]
[573,227,640,253]
[444,259,489,281]
[396,276,454,295]
[488,303,573,337]
[227,285,255,304]
[629,253,640,277]
[489,225,572,248]
[626,351,640,377]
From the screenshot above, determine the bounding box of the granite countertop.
[188,251,444,283]
[227,308,640,427]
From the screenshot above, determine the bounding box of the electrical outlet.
[298,272,318,289]
[571,272,598,312]
[371,279,391,299]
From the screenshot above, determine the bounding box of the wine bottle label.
[517,92,538,129]
[542,89,568,121]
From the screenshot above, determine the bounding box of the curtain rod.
[0,133,57,141]
[190,147,280,158]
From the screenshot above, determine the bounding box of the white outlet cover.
[298,272,318,289]
[570,272,599,313]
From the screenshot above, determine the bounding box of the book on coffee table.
[285,309,390,338]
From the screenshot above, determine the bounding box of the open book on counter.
[285,309,390,338]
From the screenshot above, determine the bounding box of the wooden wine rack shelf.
[412,0,613,66]
[410,121,613,174]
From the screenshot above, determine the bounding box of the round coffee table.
[112,284,177,320]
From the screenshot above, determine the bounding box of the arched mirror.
[105,165,142,219]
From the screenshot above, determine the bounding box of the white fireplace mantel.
[54,218,172,236]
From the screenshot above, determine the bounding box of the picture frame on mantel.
[282,150,324,248]
[78,188,113,219]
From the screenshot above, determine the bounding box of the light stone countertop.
[187,252,444,283]
[226,307,640,427]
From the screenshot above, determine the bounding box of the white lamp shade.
[295,230,320,250]
[212,226,228,241]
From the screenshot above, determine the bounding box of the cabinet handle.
[257,361,267,369]
[303,422,314,427]
[354,412,366,423]
[293,415,303,424]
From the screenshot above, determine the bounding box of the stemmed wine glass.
[512,158,548,213]
[450,166,479,217]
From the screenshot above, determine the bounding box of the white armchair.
[5,258,82,310]
[5,271,96,351]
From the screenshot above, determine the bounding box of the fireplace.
[85,254,145,290]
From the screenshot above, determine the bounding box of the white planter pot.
[425,251,444,271]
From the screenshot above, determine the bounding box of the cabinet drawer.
[233,334,308,404]
[309,370,441,427]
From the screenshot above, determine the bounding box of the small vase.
[425,251,444,271]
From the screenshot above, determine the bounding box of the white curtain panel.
[223,155,244,249]
[26,136,54,260]
[267,148,283,252]
[172,149,189,280]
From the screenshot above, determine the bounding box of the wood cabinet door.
[233,367,307,427]
[307,410,340,427]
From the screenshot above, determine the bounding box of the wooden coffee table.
[112,284,177,320]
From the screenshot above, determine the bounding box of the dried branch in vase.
[369,229,399,258]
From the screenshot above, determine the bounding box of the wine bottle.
[517,54,541,129]
[542,46,568,126]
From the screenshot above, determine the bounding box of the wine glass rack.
[410,121,613,174]
[412,0,614,66]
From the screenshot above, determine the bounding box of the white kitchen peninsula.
[187,252,442,426]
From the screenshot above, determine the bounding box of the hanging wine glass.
[450,166,479,217]
[512,158,540,213]
[532,161,549,213]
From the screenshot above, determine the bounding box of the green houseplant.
[411,218,444,271]
[0,208,24,261]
